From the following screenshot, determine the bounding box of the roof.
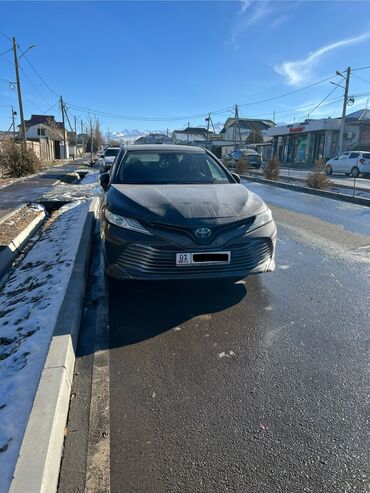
[127,144,206,153]
[23,114,64,130]
[173,127,208,135]
[220,118,275,133]
[345,109,370,122]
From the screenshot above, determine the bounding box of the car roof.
[125,144,206,153]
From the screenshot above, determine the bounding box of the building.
[268,109,370,166]
[23,114,69,160]
[220,118,275,143]
[172,127,208,144]
[135,133,172,145]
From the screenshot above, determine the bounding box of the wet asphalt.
[108,213,369,492]
[58,188,370,493]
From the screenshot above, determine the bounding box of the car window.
[338,153,349,160]
[115,151,232,185]
[362,153,370,159]
[349,152,360,159]
[105,149,119,157]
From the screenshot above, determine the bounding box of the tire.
[325,164,332,175]
[351,166,360,178]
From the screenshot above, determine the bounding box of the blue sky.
[1,0,370,137]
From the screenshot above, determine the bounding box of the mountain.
[109,121,225,143]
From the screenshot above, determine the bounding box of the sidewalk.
[0,158,90,220]
[253,167,370,192]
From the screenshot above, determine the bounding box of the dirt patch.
[0,205,44,247]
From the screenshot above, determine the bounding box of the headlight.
[248,208,273,231]
[105,209,152,235]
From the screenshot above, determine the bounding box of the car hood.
[106,184,266,226]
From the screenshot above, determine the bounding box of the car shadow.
[108,278,247,348]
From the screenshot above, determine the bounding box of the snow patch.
[0,200,89,493]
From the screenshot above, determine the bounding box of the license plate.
[176,252,231,266]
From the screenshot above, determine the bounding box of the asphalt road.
[59,185,370,493]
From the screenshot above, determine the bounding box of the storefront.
[269,118,341,166]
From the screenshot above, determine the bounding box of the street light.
[18,44,36,59]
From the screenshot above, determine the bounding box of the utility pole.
[234,104,242,150]
[74,115,78,158]
[11,106,17,139]
[81,120,84,153]
[272,109,276,123]
[206,113,210,147]
[60,96,68,159]
[187,122,190,144]
[12,37,26,145]
[338,66,351,154]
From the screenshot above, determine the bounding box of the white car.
[100,147,120,172]
[326,151,370,177]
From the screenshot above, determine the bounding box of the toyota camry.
[99,145,277,280]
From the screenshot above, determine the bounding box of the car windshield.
[105,149,119,157]
[114,151,232,184]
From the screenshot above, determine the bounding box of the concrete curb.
[0,207,46,279]
[9,197,100,493]
[248,169,370,193]
[242,175,370,207]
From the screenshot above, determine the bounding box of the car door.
[360,152,370,173]
[347,152,360,173]
[335,152,350,172]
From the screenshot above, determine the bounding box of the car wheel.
[351,166,360,178]
[325,164,332,175]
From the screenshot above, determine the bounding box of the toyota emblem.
[194,227,212,239]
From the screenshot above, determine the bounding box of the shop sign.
[289,126,305,133]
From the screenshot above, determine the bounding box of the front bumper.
[102,217,277,281]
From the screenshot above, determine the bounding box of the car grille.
[115,239,272,277]
[144,218,255,244]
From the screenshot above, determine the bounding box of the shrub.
[305,160,332,189]
[263,157,280,181]
[0,140,42,178]
[235,157,248,175]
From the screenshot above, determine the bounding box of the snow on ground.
[242,179,370,237]
[0,200,89,493]
[41,171,101,202]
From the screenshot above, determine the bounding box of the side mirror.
[99,172,110,191]
[232,173,241,183]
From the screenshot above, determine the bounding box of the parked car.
[226,149,263,169]
[325,151,370,177]
[99,147,120,173]
[99,144,277,281]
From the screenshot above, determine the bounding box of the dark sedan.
[99,145,276,280]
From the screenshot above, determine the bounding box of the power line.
[352,73,370,86]
[21,51,59,97]
[0,31,12,42]
[19,65,52,106]
[307,83,340,117]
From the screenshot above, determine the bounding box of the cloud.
[275,32,370,86]
[230,1,296,48]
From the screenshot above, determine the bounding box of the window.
[362,153,370,159]
[338,153,349,160]
[349,152,360,159]
[115,151,232,185]
[105,148,119,157]
[37,128,46,136]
